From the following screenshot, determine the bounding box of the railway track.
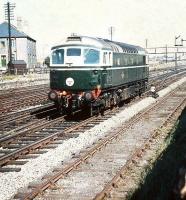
[0,107,120,172]
[0,103,56,135]
[0,84,48,99]
[0,101,54,121]
[148,67,186,90]
[12,79,186,200]
[95,94,186,200]
[0,93,48,114]
[0,84,49,114]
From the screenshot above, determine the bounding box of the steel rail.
[0,102,54,122]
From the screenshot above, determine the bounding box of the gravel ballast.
[0,77,185,200]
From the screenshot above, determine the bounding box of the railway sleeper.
[0,167,21,172]
[7,160,28,165]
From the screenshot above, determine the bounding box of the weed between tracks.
[127,107,186,200]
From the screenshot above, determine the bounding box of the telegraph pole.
[145,39,148,48]
[165,44,168,63]
[4,2,15,71]
[108,26,115,41]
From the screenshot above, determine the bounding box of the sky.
[0,0,186,60]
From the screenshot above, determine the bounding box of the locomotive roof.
[52,35,146,55]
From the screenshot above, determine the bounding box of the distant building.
[0,21,37,71]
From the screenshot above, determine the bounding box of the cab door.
[101,51,112,89]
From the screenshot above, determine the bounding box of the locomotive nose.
[50,70,99,91]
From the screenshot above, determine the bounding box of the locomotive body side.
[101,53,148,89]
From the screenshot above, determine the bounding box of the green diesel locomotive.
[48,35,149,115]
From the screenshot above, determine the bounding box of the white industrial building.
[0,22,37,71]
